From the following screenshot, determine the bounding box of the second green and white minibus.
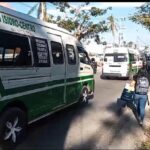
[102,47,141,79]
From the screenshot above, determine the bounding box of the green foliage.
[27,2,111,41]
[129,3,150,31]
[90,7,111,16]
[127,41,134,47]
[57,19,76,32]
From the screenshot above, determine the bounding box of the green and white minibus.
[0,6,94,146]
[102,47,141,79]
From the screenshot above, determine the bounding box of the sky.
[0,2,149,48]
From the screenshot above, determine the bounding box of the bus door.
[65,42,79,104]
[48,33,66,107]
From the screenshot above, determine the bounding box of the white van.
[102,47,141,79]
[0,6,95,147]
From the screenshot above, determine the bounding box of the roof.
[104,47,140,54]
[0,5,72,35]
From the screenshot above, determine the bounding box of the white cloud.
[47,8,73,19]
[100,2,145,8]
[47,3,145,15]
[69,2,145,9]
[47,9,60,16]
[47,9,66,19]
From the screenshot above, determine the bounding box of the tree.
[102,41,107,45]
[127,41,134,47]
[107,15,118,44]
[95,35,101,44]
[27,2,111,41]
[123,41,126,47]
[129,2,150,31]
[144,46,149,50]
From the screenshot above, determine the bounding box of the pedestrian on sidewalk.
[134,68,149,126]
[117,79,136,116]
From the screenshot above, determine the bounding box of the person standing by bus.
[134,68,149,126]
[91,58,97,74]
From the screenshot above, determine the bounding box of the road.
[16,72,148,150]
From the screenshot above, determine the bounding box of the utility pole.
[38,2,47,21]
[118,17,126,47]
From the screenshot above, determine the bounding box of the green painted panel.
[0,76,94,122]
[66,75,94,82]
[66,82,82,104]
[0,78,5,96]
[4,79,65,96]
[80,75,94,80]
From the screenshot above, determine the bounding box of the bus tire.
[100,74,105,79]
[79,86,89,104]
[0,107,27,149]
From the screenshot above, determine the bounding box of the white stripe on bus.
[1,78,94,101]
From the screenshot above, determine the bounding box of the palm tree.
[27,2,48,21]
[107,15,119,45]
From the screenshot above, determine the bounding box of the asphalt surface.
[16,70,150,150]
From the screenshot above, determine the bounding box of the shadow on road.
[102,101,141,147]
[66,101,140,149]
[16,101,141,150]
[100,74,129,81]
[16,102,94,150]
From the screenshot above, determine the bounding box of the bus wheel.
[80,86,89,104]
[100,74,105,79]
[0,107,27,149]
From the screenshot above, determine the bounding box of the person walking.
[91,58,97,74]
[134,68,149,126]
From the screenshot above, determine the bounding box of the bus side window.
[77,46,90,65]
[0,30,31,67]
[66,44,76,65]
[31,37,50,67]
[51,41,64,65]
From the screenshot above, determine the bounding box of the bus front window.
[104,53,127,62]
[77,46,90,65]
[114,54,127,62]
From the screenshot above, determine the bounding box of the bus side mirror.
[104,58,107,62]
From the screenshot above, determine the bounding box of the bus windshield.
[104,53,128,62]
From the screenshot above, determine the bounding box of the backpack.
[136,76,149,94]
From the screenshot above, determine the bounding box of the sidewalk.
[95,67,150,149]
[108,91,150,149]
